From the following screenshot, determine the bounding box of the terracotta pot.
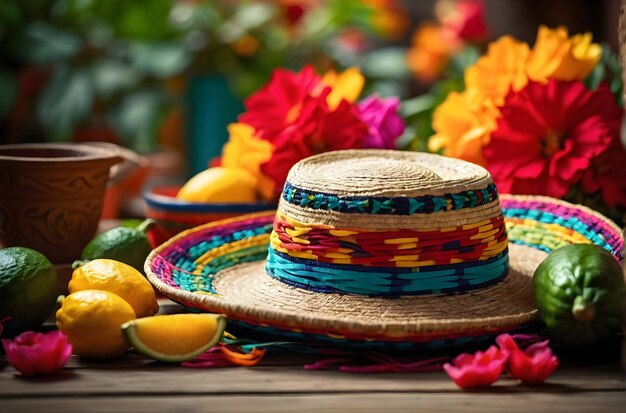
[0,143,122,263]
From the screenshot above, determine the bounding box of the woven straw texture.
[146,151,624,345]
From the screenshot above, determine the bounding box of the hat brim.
[146,196,623,344]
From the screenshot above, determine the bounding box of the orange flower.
[321,67,365,110]
[526,25,602,82]
[406,23,454,83]
[464,35,530,107]
[429,89,499,166]
[222,123,275,200]
[361,0,409,39]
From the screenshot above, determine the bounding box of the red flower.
[2,331,72,376]
[443,345,508,389]
[239,65,369,199]
[581,140,626,208]
[484,80,623,199]
[440,0,488,42]
[496,334,559,384]
[239,66,324,142]
[260,98,368,198]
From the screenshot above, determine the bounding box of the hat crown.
[267,149,508,297]
[286,149,491,199]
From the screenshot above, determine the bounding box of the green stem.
[71,260,90,270]
[137,219,156,233]
[572,296,596,322]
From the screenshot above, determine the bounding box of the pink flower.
[2,331,72,376]
[357,95,405,149]
[443,345,508,389]
[496,333,559,384]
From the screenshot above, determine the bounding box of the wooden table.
[1,353,625,413]
[2,300,625,413]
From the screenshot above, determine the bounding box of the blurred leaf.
[37,66,93,136]
[401,76,465,152]
[0,0,25,36]
[12,21,81,64]
[584,59,605,90]
[107,90,168,153]
[128,42,192,78]
[406,111,436,153]
[447,45,480,80]
[584,43,623,106]
[429,77,465,102]
[367,79,410,99]
[328,0,373,29]
[232,2,275,31]
[91,0,177,40]
[401,95,438,119]
[92,60,142,98]
[0,70,17,120]
[360,47,411,80]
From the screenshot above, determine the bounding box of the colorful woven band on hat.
[150,212,275,294]
[265,210,509,296]
[281,181,499,215]
[261,151,512,297]
[265,248,509,296]
[500,195,624,260]
[226,319,541,350]
[271,212,508,266]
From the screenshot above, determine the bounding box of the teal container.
[185,75,243,177]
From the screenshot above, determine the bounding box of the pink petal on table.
[443,345,508,389]
[496,333,558,384]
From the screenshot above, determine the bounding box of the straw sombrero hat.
[146,150,623,348]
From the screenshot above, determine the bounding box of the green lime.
[533,243,625,346]
[0,247,59,337]
[76,220,154,273]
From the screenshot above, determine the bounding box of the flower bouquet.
[194,65,406,202]
[427,26,626,222]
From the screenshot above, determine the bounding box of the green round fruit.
[533,243,625,346]
[78,220,153,273]
[0,247,59,337]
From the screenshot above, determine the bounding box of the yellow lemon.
[69,259,158,318]
[56,290,136,358]
[176,167,258,203]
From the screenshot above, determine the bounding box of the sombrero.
[146,150,624,349]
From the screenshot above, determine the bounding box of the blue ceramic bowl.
[142,183,276,244]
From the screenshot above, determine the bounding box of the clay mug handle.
[81,142,148,186]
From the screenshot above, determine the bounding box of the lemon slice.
[121,314,227,362]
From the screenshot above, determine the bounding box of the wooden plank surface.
[3,392,626,413]
[1,303,624,412]
[1,353,625,413]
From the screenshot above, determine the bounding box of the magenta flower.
[443,345,508,389]
[357,95,405,149]
[496,333,559,384]
[2,331,72,376]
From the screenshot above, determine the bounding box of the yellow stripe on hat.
[194,234,270,273]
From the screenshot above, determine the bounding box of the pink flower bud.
[496,333,559,384]
[2,331,72,377]
[443,345,508,389]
